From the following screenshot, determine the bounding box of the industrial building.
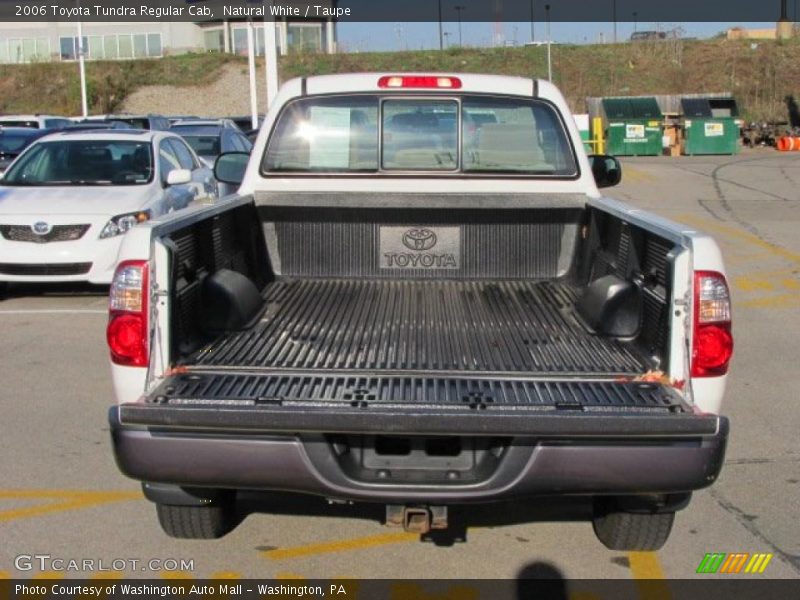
[0,19,336,64]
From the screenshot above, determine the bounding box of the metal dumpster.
[681,98,740,155]
[602,97,663,156]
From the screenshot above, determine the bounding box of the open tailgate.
[117,371,722,437]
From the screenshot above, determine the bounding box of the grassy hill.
[1,38,799,122]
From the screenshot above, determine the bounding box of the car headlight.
[99,211,150,239]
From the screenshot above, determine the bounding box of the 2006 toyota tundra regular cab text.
[108,74,732,550]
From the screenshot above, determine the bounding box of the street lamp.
[454,5,465,47]
[438,0,444,50]
[633,12,638,34]
[443,31,451,48]
[75,0,88,117]
[545,3,552,81]
[612,0,617,43]
[529,0,535,43]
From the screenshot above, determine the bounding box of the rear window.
[0,132,39,155]
[182,135,221,157]
[0,120,39,129]
[262,94,577,176]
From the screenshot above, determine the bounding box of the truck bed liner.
[192,279,648,375]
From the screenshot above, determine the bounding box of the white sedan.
[0,129,217,285]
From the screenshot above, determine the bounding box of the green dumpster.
[681,98,740,155]
[602,97,663,156]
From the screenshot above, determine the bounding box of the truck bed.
[190,278,648,376]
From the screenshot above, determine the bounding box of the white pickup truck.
[107,73,732,550]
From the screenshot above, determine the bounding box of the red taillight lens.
[107,260,149,367]
[692,271,733,377]
[377,75,462,89]
[107,314,148,366]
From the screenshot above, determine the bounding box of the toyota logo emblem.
[402,228,437,251]
[32,221,52,235]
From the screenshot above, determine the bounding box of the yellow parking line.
[628,552,670,600]
[263,531,418,561]
[623,167,656,183]
[738,293,800,309]
[677,215,800,264]
[0,490,141,523]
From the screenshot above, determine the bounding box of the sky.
[337,22,779,52]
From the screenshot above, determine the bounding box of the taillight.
[692,271,733,377]
[107,260,149,367]
[377,75,462,89]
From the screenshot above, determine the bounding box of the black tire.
[156,502,236,539]
[592,508,675,551]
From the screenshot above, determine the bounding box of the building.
[0,19,336,65]
[726,24,797,41]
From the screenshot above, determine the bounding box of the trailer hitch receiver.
[386,505,448,534]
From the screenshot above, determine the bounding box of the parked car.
[0,114,72,129]
[227,115,264,132]
[244,129,259,144]
[80,114,171,131]
[0,130,217,285]
[167,115,201,126]
[170,123,253,195]
[171,118,241,131]
[0,127,50,174]
[67,120,133,131]
[108,73,732,551]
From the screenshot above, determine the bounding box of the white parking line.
[0,309,106,315]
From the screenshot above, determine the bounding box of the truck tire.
[156,502,235,539]
[592,508,675,551]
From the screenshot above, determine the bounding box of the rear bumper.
[110,407,728,503]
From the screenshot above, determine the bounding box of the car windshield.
[262,94,577,176]
[1,140,153,186]
[0,133,39,155]
[181,135,221,157]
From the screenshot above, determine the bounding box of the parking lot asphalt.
[0,149,798,590]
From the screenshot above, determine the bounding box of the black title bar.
[0,0,791,23]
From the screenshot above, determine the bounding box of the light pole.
[612,0,617,43]
[454,5,465,47]
[264,3,279,110]
[633,12,638,34]
[529,0,535,43]
[545,4,552,81]
[443,31,451,48]
[438,0,444,50]
[246,19,258,130]
[76,1,88,117]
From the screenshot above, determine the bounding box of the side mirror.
[588,154,622,188]
[166,168,192,186]
[214,152,250,186]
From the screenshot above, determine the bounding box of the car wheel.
[592,504,675,551]
[156,500,236,539]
